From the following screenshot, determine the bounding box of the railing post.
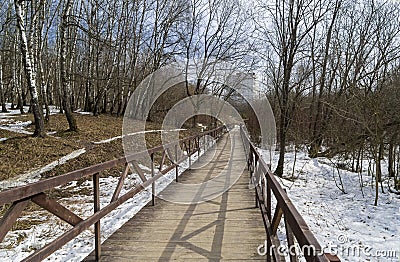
[151,153,155,206]
[267,177,271,222]
[255,186,259,208]
[93,172,101,261]
[266,164,272,222]
[248,147,253,172]
[188,140,191,170]
[197,137,200,157]
[175,144,179,182]
[284,215,298,262]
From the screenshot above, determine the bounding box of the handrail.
[240,126,340,262]
[0,125,226,262]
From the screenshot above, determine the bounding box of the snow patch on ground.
[0,104,62,135]
[258,149,400,262]
[0,104,30,117]
[0,138,7,142]
[0,120,33,135]
[92,129,187,144]
[74,109,93,115]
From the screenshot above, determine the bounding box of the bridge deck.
[85,129,266,261]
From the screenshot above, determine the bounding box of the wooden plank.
[151,153,155,206]
[131,160,147,182]
[111,163,130,202]
[255,186,286,262]
[285,216,298,262]
[159,151,167,171]
[325,253,341,261]
[271,203,283,236]
[31,193,83,226]
[165,147,174,163]
[267,175,271,222]
[93,173,101,261]
[175,144,179,182]
[0,198,29,242]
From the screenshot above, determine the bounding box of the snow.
[73,109,93,115]
[0,104,60,135]
[196,123,207,132]
[0,105,30,117]
[0,138,7,142]
[0,120,33,135]
[258,148,400,262]
[0,149,86,191]
[92,129,187,144]
[0,139,215,262]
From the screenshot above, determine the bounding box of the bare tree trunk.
[0,53,7,112]
[37,0,50,122]
[374,147,379,206]
[39,59,50,121]
[14,0,45,137]
[388,135,397,178]
[396,146,400,190]
[60,0,77,131]
[13,37,24,114]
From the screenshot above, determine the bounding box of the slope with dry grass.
[0,113,200,181]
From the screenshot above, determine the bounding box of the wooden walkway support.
[85,128,266,261]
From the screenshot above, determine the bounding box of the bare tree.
[60,0,77,131]
[14,0,45,137]
[255,0,329,176]
[0,52,6,112]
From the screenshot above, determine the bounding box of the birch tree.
[14,0,45,137]
[60,0,77,131]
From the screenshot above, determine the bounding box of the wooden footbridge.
[0,126,340,262]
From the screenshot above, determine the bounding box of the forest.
[0,0,400,206]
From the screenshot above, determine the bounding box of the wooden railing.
[0,126,226,262]
[240,126,340,262]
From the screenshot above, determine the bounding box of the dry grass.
[1,112,200,181]
[0,134,81,180]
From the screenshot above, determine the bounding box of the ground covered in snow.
[259,148,400,262]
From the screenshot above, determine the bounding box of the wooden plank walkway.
[85,128,266,261]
